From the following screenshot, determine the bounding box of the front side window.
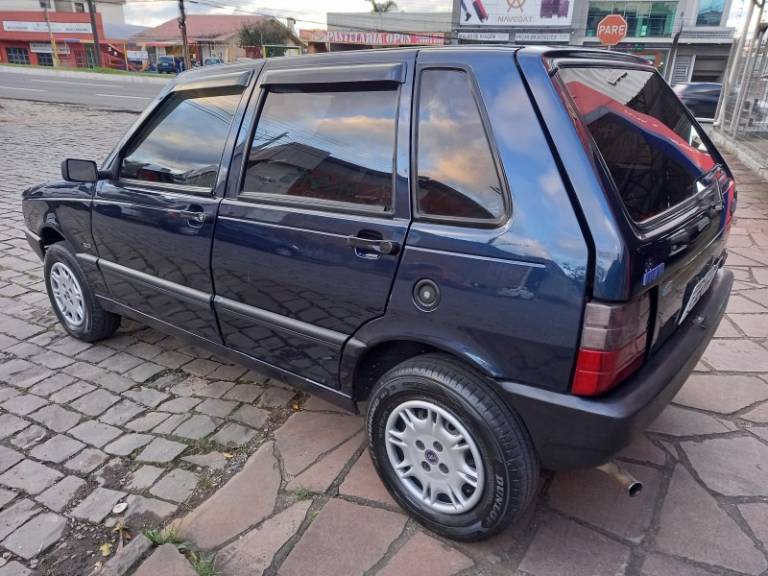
[416,69,505,221]
[241,87,398,212]
[559,67,717,222]
[121,88,243,189]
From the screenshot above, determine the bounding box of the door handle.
[346,236,400,255]
[174,209,209,223]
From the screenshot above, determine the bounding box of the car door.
[212,53,415,388]
[92,71,252,343]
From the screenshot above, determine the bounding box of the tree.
[368,0,399,12]
[239,19,291,47]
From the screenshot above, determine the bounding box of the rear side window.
[559,67,717,223]
[241,87,398,212]
[121,88,243,189]
[416,69,505,222]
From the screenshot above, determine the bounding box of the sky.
[124,0,452,29]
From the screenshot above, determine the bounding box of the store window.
[6,48,30,66]
[37,53,54,66]
[586,1,677,37]
[696,0,725,25]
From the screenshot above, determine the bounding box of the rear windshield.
[559,67,717,223]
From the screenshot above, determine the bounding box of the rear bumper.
[497,268,733,470]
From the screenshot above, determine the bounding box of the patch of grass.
[307,510,319,524]
[0,62,160,77]
[197,470,215,492]
[289,486,313,502]
[188,551,218,576]
[143,526,183,546]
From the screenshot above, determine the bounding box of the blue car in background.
[21,46,735,541]
[156,55,181,74]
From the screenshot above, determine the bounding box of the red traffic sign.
[597,14,628,46]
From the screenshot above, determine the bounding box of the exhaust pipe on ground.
[596,461,643,497]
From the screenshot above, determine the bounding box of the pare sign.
[597,14,628,46]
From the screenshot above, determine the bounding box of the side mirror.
[61,159,99,183]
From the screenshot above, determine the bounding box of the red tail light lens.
[572,295,650,396]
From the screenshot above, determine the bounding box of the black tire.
[44,242,121,342]
[366,353,539,541]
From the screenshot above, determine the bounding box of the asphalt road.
[0,67,166,112]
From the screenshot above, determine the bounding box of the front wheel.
[366,354,539,541]
[44,243,121,342]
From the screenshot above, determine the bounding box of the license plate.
[679,264,718,324]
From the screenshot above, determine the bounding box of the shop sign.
[29,42,70,54]
[458,0,573,28]
[458,32,511,41]
[3,21,92,34]
[302,29,445,46]
[514,32,571,41]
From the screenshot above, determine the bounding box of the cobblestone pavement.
[0,97,767,576]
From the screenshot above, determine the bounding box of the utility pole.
[40,0,60,67]
[177,0,191,71]
[86,0,103,68]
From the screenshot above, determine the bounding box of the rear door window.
[559,67,717,223]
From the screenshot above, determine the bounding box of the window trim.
[235,80,401,218]
[115,86,244,196]
[412,64,512,228]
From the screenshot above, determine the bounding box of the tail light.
[572,295,650,396]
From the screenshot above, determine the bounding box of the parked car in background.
[204,57,223,66]
[156,55,181,74]
[22,46,735,542]
[673,82,722,121]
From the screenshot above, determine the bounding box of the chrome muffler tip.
[597,461,643,497]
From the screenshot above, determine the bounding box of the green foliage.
[368,0,399,12]
[289,486,313,502]
[239,19,292,46]
[143,526,183,546]
[189,551,218,576]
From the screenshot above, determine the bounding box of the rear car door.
[92,71,251,343]
[212,54,414,388]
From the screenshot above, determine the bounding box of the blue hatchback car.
[22,46,735,541]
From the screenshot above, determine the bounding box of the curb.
[0,65,169,84]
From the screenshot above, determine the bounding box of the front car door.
[92,70,253,343]
[212,53,415,388]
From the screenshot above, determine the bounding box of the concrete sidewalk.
[0,97,766,576]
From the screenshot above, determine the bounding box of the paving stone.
[0,499,39,540]
[280,498,406,576]
[2,394,47,416]
[36,475,86,512]
[647,405,731,436]
[68,420,122,448]
[641,554,719,576]
[171,377,234,398]
[123,387,169,408]
[275,412,362,476]
[702,339,768,372]
[519,514,630,576]
[30,434,85,464]
[742,401,768,423]
[0,414,28,440]
[181,358,220,377]
[223,384,262,404]
[258,386,295,408]
[0,387,19,404]
[126,465,166,491]
[211,422,257,447]
[182,452,228,470]
[120,494,177,522]
[617,434,667,465]
[178,441,280,549]
[2,512,66,559]
[303,395,346,412]
[71,487,126,523]
[196,397,238,418]
[75,345,116,364]
[153,351,194,370]
[125,362,164,383]
[97,533,152,576]
[28,373,75,397]
[208,363,247,381]
[64,448,108,474]
[0,460,62,495]
[153,413,189,435]
[99,353,143,374]
[674,374,768,414]
[10,424,46,450]
[339,451,398,508]
[133,543,197,576]
[137,438,187,463]
[103,434,154,456]
[99,400,144,426]
[729,313,768,337]
[656,466,766,574]
[149,469,197,503]
[682,436,768,496]
[172,414,217,440]
[548,463,662,542]
[230,405,269,428]
[217,501,311,576]
[0,447,23,475]
[0,561,33,576]
[377,532,473,576]
[49,381,95,404]
[156,397,201,413]
[30,350,72,370]
[288,431,364,492]
[29,404,81,433]
[126,412,171,432]
[0,488,16,511]
[69,389,120,417]
[739,502,768,549]
[6,365,52,389]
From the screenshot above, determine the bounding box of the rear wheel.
[44,243,121,342]
[366,354,539,541]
